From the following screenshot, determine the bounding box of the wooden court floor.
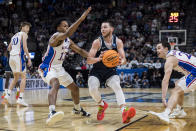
[0,88,196,131]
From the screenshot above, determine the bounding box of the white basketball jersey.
[167,50,196,74]
[41,32,71,67]
[10,32,25,55]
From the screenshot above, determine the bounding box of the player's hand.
[80,7,92,21]
[162,98,167,107]
[27,59,32,67]
[118,55,125,65]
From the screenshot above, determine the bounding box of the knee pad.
[88,76,100,92]
[88,76,101,103]
[106,75,125,105]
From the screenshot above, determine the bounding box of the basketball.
[102,50,119,68]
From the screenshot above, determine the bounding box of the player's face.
[23,25,30,34]
[101,23,113,37]
[156,43,167,59]
[58,21,69,33]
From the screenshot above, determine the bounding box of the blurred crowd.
[0,0,196,88]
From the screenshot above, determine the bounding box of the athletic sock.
[74,103,81,110]
[7,89,11,95]
[98,100,104,106]
[121,106,126,113]
[49,105,55,113]
[164,108,171,115]
[19,92,24,99]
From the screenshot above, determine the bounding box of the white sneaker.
[46,111,64,126]
[169,109,187,119]
[149,111,169,124]
[16,98,28,107]
[2,93,10,104]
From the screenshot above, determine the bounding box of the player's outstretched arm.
[86,39,102,64]
[69,39,88,58]
[161,57,174,107]
[50,7,91,47]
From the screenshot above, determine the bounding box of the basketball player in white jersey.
[87,21,136,123]
[149,42,196,124]
[3,22,32,106]
[38,7,91,126]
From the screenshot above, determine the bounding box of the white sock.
[7,89,11,95]
[121,106,126,113]
[176,104,182,110]
[98,100,104,106]
[4,89,8,93]
[164,108,171,115]
[49,105,55,112]
[74,103,81,110]
[19,92,24,99]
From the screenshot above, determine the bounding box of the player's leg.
[38,68,64,126]
[59,70,90,117]
[16,72,28,106]
[169,79,186,118]
[106,75,136,123]
[46,77,64,126]
[5,71,11,90]
[3,73,20,103]
[149,86,184,124]
[2,71,11,99]
[88,76,108,120]
[150,75,196,124]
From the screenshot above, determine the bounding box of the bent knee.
[50,78,60,88]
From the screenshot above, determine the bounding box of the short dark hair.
[20,22,31,29]
[53,18,68,31]
[102,20,115,28]
[160,41,171,50]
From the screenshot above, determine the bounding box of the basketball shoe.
[72,107,91,117]
[16,88,20,99]
[2,93,10,104]
[46,111,64,126]
[17,98,28,107]
[149,111,169,124]
[1,90,6,99]
[122,107,136,123]
[97,101,108,120]
[169,108,187,119]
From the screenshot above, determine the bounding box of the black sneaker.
[73,107,91,117]
[46,110,64,126]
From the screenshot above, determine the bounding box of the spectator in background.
[153,60,162,71]
[132,75,141,88]
[0,63,4,75]
[191,49,196,57]
[141,76,150,88]
[119,72,127,88]
[130,57,139,68]
[76,72,85,88]
[125,74,132,88]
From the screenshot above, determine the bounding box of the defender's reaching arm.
[69,39,88,58]
[50,7,91,47]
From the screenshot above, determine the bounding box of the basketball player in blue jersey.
[87,21,136,123]
[3,22,32,106]
[38,7,91,126]
[149,42,196,124]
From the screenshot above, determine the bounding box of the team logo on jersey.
[112,43,116,48]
